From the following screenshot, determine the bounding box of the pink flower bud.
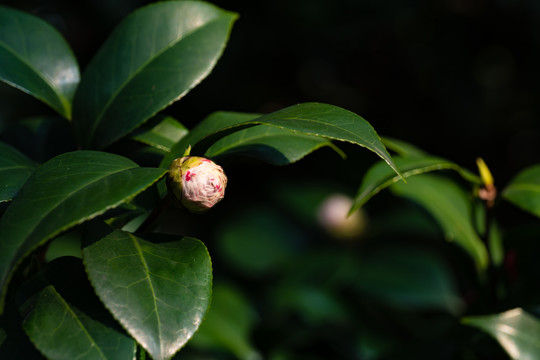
[167,156,227,213]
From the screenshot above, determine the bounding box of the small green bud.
[167,156,227,213]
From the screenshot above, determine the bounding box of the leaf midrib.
[89,13,226,142]
[208,129,329,155]
[50,287,108,360]
[0,164,35,171]
[260,116,379,149]
[130,234,163,358]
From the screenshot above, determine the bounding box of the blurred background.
[2,0,540,358]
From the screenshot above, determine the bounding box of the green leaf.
[391,174,489,270]
[462,308,540,359]
[132,115,188,152]
[351,156,481,213]
[502,164,540,217]
[0,141,36,203]
[72,1,237,149]
[205,125,345,165]
[0,151,167,313]
[83,230,212,360]
[22,285,136,360]
[44,231,82,262]
[189,284,260,360]
[164,103,401,177]
[0,6,79,118]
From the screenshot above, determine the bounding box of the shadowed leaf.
[22,285,136,360]
[0,141,36,203]
[351,155,480,213]
[503,164,540,218]
[391,174,488,270]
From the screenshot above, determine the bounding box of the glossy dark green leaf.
[189,284,260,360]
[205,125,345,165]
[502,164,540,217]
[165,103,401,177]
[0,6,79,118]
[0,151,167,313]
[22,285,136,360]
[83,230,212,360]
[132,115,188,152]
[351,156,481,213]
[462,308,540,359]
[354,247,464,314]
[72,1,237,149]
[391,174,489,270]
[0,141,36,203]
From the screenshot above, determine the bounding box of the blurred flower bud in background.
[167,156,227,213]
[317,194,367,240]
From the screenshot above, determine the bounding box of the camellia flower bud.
[167,155,227,213]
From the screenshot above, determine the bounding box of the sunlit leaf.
[462,308,540,360]
[165,103,401,177]
[206,124,344,165]
[0,6,79,118]
[83,230,212,360]
[131,115,188,152]
[72,1,237,149]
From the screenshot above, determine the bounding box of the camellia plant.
[1,1,540,359]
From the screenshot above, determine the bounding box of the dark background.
[2,0,540,188]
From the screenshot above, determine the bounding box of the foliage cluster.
[1,1,540,359]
